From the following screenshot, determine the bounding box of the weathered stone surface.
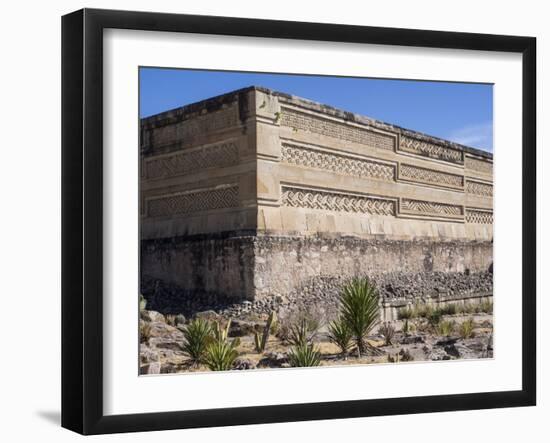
[140,310,165,323]
[233,358,257,370]
[140,86,493,311]
[141,269,492,322]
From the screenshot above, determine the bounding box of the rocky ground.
[139,308,494,375]
[141,270,493,318]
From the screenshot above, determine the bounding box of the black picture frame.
[61,8,537,435]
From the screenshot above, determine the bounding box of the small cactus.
[254,311,276,353]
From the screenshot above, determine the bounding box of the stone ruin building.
[140,86,493,319]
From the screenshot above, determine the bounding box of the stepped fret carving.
[280,108,395,151]
[151,107,237,148]
[401,198,463,217]
[466,209,493,224]
[400,136,463,164]
[466,180,493,197]
[281,186,395,216]
[399,163,464,188]
[281,143,395,181]
[465,156,493,174]
[145,142,239,179]
[147,185,239,217]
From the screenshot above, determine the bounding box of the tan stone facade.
[140,86,493,302]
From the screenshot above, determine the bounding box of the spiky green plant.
[440,303,457,316]
[288,343,321,367]
[459,318,476,339]
[436,320,456,337]
[181,318,212,365]
[427,309,442,330]
[287,319,312,347]
[339,277,380,357]
[203,339,240,371]
[278,305,324,344]
[327,318,353,357]
[417,303,434,319]
[378,322,396,346]
[202,318,241,371]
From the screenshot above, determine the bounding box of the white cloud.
[447,122,493,152]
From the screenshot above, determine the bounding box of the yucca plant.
[278,306,324,344]
[339,277,380,357]
[203,318,241,371]
[378,322,396,346]
[181,318,212,366]
[459,318,476,339]
[288,343,321,367]
[203,339,240,371]
[287,318,313,347]
[327,318,353,357]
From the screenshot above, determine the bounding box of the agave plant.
[181,318,212,366]
[339,277,380,357]
[287,319,311,347]
[203,338,240,371]
[288,343,321,367]
[327,318,353,357]
[202,318,241,371]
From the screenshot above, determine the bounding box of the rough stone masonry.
[140,86,493,317]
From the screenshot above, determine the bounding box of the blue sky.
[140,68,493,152]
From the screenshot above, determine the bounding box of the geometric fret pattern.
[281,143,395,181]
[465,209,493,224]
[465,156,493,175]
[146,185,239,218]
[399,163,464,189]
[145,142,238,179]
[400,136,464,164]
[281,186,395,216]
[466,180,493,197]
[280,108,396,151]
[401,198,464,217]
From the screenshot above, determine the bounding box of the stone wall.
[141,233,257,301]
[140,86,493,305]
[252,235,492,299]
